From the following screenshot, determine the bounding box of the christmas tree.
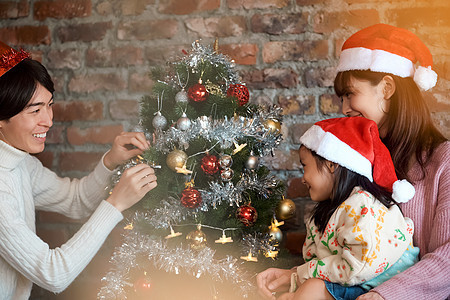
[98,41,297,299]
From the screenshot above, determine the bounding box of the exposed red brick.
[95,1,113,15]
[52,101,104,122]
[313,10,380,34]
[219,44,258,65]
[251,13,308,35]
[59,152,104,172]
[278,95,315,115]
[228,0,289,9]
[86,46,144,67]
[0,26,50,45]
[34,151,54,169]
[320,94,342,115]
[296,0,323,5]
[289,122,314,144]
[0,0,29,19]
[304,66,336,88]
[46,125,65,144]
[68,73,127,93]
[144,44,187,64]
[129,71,154,93]
[159,0,220,15]
[34,0,91,21]
[287,177,309,198]
[118,19,178,40]
[67,125,123,146]
[186,16,246,38]
[241,68,299,89]
[388,7,450,29]
[121,0,154,16]
[262,40,328,63]
[109,100,139,120]
[46,48,82,69]
[57,22,112,43]
[263,149,301,171]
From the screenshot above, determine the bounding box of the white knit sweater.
[0,141,123,300]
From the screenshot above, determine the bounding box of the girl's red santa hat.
[300,117,415,203]
[337,23,437,91]
[0,41,30,78]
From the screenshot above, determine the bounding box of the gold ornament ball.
[275,198,296,220]
[264,119,281,133]
[186,227,207,250]
[269,227,283,243]
[166,149,188,171]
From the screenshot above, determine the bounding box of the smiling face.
[340,76,390,136]
[0,83,53,153]
[299,146,335,202]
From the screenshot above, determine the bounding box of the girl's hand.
[103,132,150,170]
[256,268,293,299]
[106,164,157,212]
[356,292,384,300]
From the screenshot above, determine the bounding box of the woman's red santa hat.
[337,23,437,91]
[0,41,30,78]
[300,117,415,203]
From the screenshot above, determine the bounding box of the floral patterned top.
[297,186,414,286]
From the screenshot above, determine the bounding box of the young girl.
[0,41,157,298]
[257,117,418,300]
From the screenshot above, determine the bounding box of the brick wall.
[1,0,449,299]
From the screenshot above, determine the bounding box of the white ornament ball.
[246,155,259,169]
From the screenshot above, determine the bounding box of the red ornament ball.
[181,187,202,209]
[236,204,258,226]
[227,84,250,106]
[201,154,219,175]
[133,273,153,297]
[188,83,208,102]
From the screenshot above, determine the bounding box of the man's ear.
[382,75,396,99]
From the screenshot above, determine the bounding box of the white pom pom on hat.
[300,117,415,203]
[337,23,437,91]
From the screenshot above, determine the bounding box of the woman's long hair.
[308,149,396,234]
[334,70,446,181]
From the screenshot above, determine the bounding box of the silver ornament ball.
[246,155,259,169]
[152,112,168,129]
[175,90,188,103]
[220,168,234,182]
[219,154,233,169]
[177,113,191,131]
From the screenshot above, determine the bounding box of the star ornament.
[215,233,233,244]
[175,164,193,175]
[240,251,258,262]
[165,227,182,239]
[232,142,247,155]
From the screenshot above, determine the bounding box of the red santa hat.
[337,23,437,91]
[300,117,415,203]
[0,41,30,78]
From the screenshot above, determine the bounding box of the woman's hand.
[356,292,384,300]
[256,268,293,299]
[103,132,150,170]
[106,163,157,212]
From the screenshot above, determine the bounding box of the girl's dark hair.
[334,70,447,181]
[307,148,396,234]
[0,58,54,121]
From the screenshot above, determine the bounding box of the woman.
[257,24,449,300]
[0,41,157,299]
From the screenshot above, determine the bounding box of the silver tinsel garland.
[97,232,254,299]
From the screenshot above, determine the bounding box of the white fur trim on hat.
[413,65,438,91]
[299,125,373,181]
[337,47,414,78]
[392,179,415,203]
